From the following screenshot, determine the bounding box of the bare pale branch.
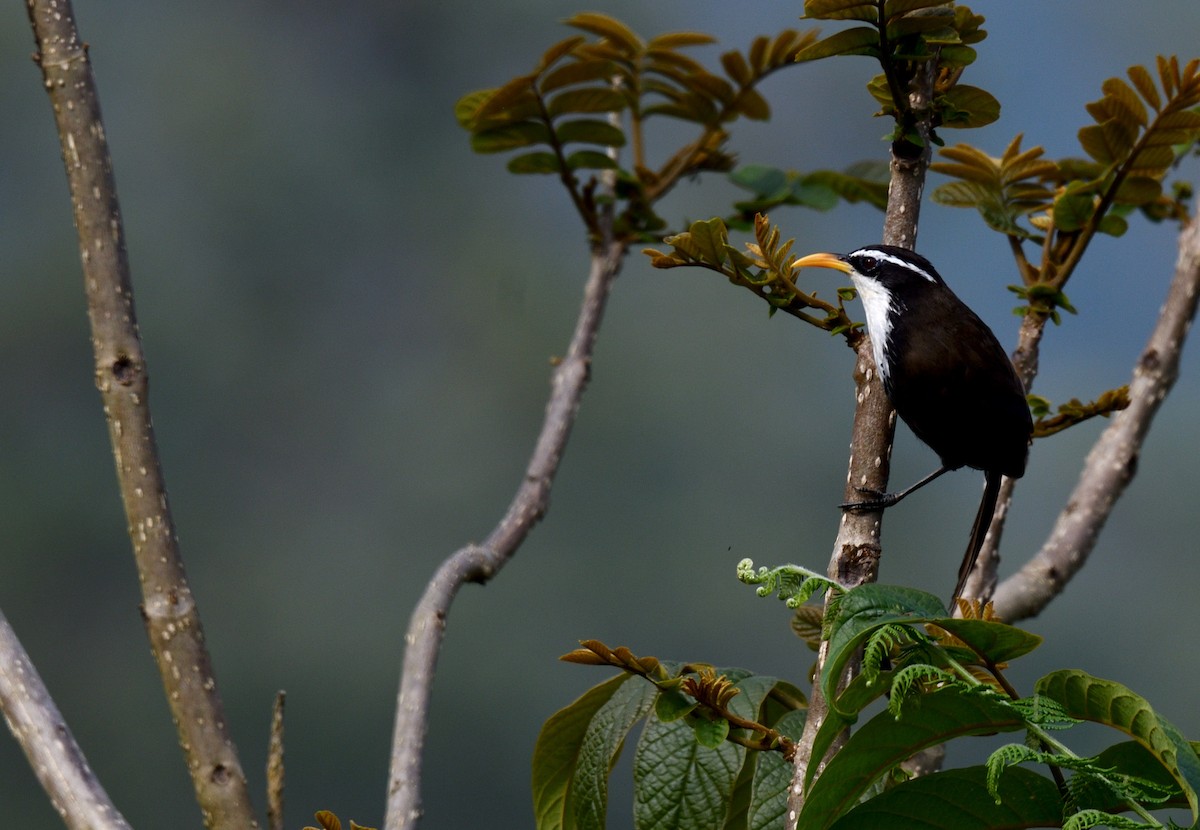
[994,216,1200,620]
[25,2,256,827]
[384,238,626,830]
[0,607,131,830]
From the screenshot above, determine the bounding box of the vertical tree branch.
[266,692,286,830]
[25,2,257,827]
[993,216,1200,620]
[384,238,626,830]
[785,61,935,827]
[0,607,132,830]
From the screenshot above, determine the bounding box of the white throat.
[850,272,897,384]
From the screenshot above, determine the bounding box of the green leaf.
[1097,214,1129,237]
[1037,669,1200,823]
[633,715,744,830]
[648,31,718,49]
[560,675,657,830]
[540,60,620,94]
[928,618,1043,664]
[654,688,698,723]
[729,165,790,198]
[1053,191,1095,232]
[804,671,896,793]
[937,85,1000,129]
[455,89,496,129]
[736,88,772,121]
[507,152,562,174]
[546,88,627,117]
[564,12,644,55]
[794,27,881,62]
[555,119,626,148]
[748,710,807,830]
[797,687,1026,830]
[689,714,732,748]
[803,0,878,23]
[689,217,732,265]
[1113,175,1163,205]
[565,150,618,170]
[826,766,1063,829]
[532,673,637,830]
[470,122,552,154]
[821,585,949,718]
[885,0,958,15]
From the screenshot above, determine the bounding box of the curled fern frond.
[887,663,958,718]
[736,559,842,608]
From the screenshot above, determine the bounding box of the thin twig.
[267,692,286,830]
[785,58,936,827]
[25,2,257,827]
[384,238,627,830]
[993,216,1200,620]
[0,607,132,830]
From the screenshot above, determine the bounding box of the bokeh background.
[2,1,1199,827]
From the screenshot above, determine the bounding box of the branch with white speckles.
[0,607,132,830]
[993,216,1200,620]
[25,2,257,828]
[384,237,626,830]
[783,60,936,830]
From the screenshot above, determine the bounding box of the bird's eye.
[852,256,877,276]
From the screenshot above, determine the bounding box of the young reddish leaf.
[1128,63,1162,111]
[476,74,539,121]
[721,50,752,86]
[454,89,496,129]
[646,31,716,50]
[546,87,627,117]
[736,87,771,120]
[1101,76,1149,127]
[537,35,587,73]
[565,12,644,55]
[540,60,619,94]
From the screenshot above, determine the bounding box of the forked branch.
[994,215,1200,620]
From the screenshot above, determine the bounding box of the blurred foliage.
[456,13,819,241]
[932,57,1200,321]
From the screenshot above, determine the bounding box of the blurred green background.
[2,1,1199,827]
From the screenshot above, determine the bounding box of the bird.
[791,245,1032,607]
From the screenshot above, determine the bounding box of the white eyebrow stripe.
[849,248,937,283]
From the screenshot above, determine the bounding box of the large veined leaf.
[532,674,657,830]
[820,584,949,718]
[1036,669,1200,825]
[827,766,1062,829]
[796,686,1026,830]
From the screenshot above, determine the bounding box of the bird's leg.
[840,465,952,511]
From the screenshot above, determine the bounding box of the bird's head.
[791,245,950,386]
[791,245,946,294]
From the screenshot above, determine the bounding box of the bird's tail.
[951,470,1003,609]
